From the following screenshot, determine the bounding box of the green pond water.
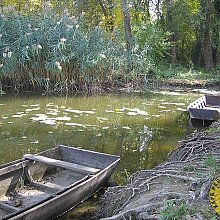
[0,91,200,218]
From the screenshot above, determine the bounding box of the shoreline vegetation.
[0,2,220,95]
[97,120,220,220]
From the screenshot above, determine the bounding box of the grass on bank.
[159,200,217,220]
[154,63,220,82]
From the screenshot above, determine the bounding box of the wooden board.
[23,154,100,174]
[0,161,27,177]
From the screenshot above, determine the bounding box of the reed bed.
[0,4,159,93]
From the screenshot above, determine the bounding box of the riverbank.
[115,78,220,94]
[97,120,220,219]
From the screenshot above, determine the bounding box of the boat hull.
[188,95,220,121]
[188,108,218,121]
[10,162,117,220]
[0,145,120,220]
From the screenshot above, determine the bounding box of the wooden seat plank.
[23,154,100,174]
[30,182,62,193]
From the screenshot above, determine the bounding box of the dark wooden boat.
[0,145,120,220]
[188,95,220,121]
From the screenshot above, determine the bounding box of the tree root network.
[97,121,220,220]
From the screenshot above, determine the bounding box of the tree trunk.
[107,0,114,33]
[202,0,214,70]
[156,0,163,21]
[213,0,220,65]
[121,0,133,52]
[165,0,178,64]
[97,0,114,33]
[97,0,108,17]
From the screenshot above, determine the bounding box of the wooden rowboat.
[188,95,220,121]
[0,145,120,220]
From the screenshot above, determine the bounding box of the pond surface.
[0,91,199,218]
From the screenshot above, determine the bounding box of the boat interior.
[0,145,117,219]
[189,95,220,111]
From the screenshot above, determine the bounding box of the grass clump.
[204,155,220,174]
[183,164,197,172]
[160,201,216,220]
[159,201,190,220]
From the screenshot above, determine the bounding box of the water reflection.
[0,92,199,184]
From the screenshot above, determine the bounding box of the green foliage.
[0,4,158,92]
[169,0,200,64]
[0,0,219,92]
[207,126,219,132]
[154,62,219,79]
[159,201,189,220]
[183,164,197,172]
[133,22,171,63]
[204,155,220,173]
[160,200,217,220]
[204,155,220,174]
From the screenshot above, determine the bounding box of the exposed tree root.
[97,121,220,219]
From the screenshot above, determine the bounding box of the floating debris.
[127,112,137,116]
[30,140,39,144]
[56,116,71,121]
[158,106,167,109]
[97,117,108,121]
[158,110,172,113]
[65,109,95,114]
[12,114,27,118]
[30,104,40,107]
[157,91,187,96]
[41,119,56,125]
[122,126,131,130]
[117,108,148,116]
[25,107,41,112]
[105,110,114,113]
[177,108,187,112]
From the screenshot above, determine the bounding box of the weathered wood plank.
[0,162,28,196]
[0,202,20,213]
[30,182,62,193]
[23,154,100,174]
[0,161,27,176]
